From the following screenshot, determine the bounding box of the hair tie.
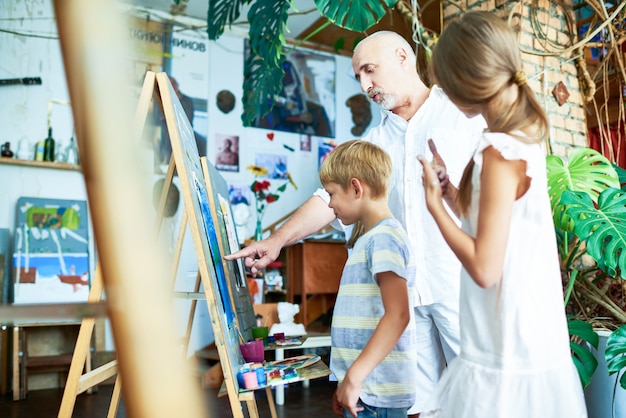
[513,70,527,87]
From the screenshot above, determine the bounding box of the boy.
[319,140,417,418]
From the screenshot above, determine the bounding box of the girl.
[418,11,587,418]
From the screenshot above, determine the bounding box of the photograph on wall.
[215,133,240,172]
[245,40,336,138]
[254,153,289,179]
[318,140,337,170]
[12,197,90,304]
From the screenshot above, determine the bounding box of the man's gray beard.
[378,93,396,110]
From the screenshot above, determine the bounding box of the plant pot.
[584,330,626,418]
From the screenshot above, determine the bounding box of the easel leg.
[58,266,104,418]
[107,374,122,418]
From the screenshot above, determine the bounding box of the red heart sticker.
[267,133,274,140]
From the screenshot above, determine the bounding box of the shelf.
[0,157,80,171]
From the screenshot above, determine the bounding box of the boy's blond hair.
[319,140,391,199]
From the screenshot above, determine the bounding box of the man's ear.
[395,47,408,65]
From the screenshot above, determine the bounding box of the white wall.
[0,1,378,353]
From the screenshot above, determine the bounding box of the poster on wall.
[12,197,90,304]
[245,40,336,138]
[128,18,209,172]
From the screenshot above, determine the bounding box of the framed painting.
[245,40,336,138]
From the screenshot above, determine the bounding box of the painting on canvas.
[12,197,90,304]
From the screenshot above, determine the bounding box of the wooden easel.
[54,2,207,417]
[154,71,278,418]
[59,70,277,418]
[57,70,162,418]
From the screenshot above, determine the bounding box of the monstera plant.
[546,147,626,390]
[206,0,398,126]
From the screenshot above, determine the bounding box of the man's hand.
[223,237,282,275]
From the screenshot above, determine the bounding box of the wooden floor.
[0,374,338,418]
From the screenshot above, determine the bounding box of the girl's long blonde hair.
[431,11,549,215]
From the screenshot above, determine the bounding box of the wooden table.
[285,240,347,327]
[12,320,88,400]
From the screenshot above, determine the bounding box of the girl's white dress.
[424,133,587,417]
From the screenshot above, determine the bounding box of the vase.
[584,329,626,417]
[254,219,263,241]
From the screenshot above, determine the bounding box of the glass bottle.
[65,136,79,165]
[1,142,13,158]
[43,127,55,162]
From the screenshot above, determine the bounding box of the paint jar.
[252,326,269,343]
[243,371,258,389]
[251,364,267,386]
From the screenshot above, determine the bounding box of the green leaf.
[569,319,599,387]
[562,188,626,277]
[241,0,291,126]
[333,37,345,52]
[571,342,599,388]
[277,182,288,192]
[547,148,620,230]
[315,0,398,33]
[207,0,252,40]
[614,163,626,189]
[569,317,600,349]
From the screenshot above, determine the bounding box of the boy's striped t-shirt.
[330,217,417,409]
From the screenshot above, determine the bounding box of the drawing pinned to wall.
[215,133,240,172]
[318,140,337,170]
[245,40,336,138]
[228,184,251,206]
[300,135,312,152]
[12,197,90,304]
[254,153,289,180]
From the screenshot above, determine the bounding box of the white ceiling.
[131,0,323,39]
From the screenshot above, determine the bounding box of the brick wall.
[442,0,587,157]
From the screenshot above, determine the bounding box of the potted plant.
[546,146,626,415]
